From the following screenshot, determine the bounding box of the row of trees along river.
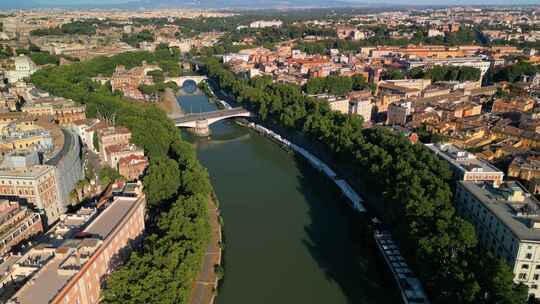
[201,56,529,304]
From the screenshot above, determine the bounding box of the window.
[532,284,538,290]
[527,253,533,259]
[534,274,539,280]
[524,264,531,269]
[519,273,527,280]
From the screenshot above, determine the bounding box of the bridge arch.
[168,108,252,129]
[164,75,208,87]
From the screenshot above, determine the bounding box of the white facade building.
[456,181,540,298]
[426,143,504,186]
[407,57,492,81]
[249,20,283,29]
[223,53,250,64]
[6,55,38,84]
[350,99,373,123]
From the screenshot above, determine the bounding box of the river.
[177,92,399,304]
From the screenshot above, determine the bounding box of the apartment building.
[0,165,62,225]
[426,143,504,186]
[0,200,42,256]
[492,97,535,114]
[5,186,146,304]
[97,126,132,160]
[104,144,145,170]
[455,180,540,297]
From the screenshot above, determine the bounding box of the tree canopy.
[30,49,212,304]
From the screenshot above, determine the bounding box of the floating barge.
[374,228,430,304]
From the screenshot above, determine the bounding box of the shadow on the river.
[292,154,399,304]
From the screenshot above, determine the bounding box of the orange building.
[6,189,146,304]
[492,97,535,113]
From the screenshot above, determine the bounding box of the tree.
[98,166,121,187]
[381,68,405,80]
[352,74,368,90]
[143,157,181,206]
[93,132,100,152]
[476,256,529,304]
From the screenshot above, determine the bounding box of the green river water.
[178,92,399,304]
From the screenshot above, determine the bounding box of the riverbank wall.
[160,87,184,116]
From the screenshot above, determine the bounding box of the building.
[508,155,540,194]
[21,97,86,125]
[492,97,535,114]
[336,26,366,40]
[0,165,61,225]
[110,63,159,100]
[349,98,373,124]
[0,200,42,256]
[6,55,38,84]
[223,53,250,64]
[0,121,53,157]
[406,57,492,80]
[5,186,146,304]
[426,143,504,186]
[69,119,102,150]
[249,20,283,28]
[387,101,412,126]
[104,144,145,170]
[455,180,540,298]
[327,98,350,115]
[96,126,132,161]
[118,155,149,181]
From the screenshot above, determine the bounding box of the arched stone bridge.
[165,75,208,87]
[168,107,252,136]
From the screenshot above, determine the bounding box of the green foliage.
[410,65,481,82]
[143,157,180,206]
[475,255,530,304]
[31,20,96,36]
[98,166,121,187]
[28,52,60,65]
[203,57,527,303]
[381,68,405,80]
[121,30,154,47]
[0,45,13,59]
[493,61,539,83]
[197,81,213,98]
[305,75,353,96]
[30,50,212,304]
[93,132,100,152]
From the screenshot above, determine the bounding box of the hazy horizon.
[3,0,540,9]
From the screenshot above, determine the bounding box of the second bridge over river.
[168,107,252,136]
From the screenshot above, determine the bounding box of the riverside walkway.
[188,197,222,304]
